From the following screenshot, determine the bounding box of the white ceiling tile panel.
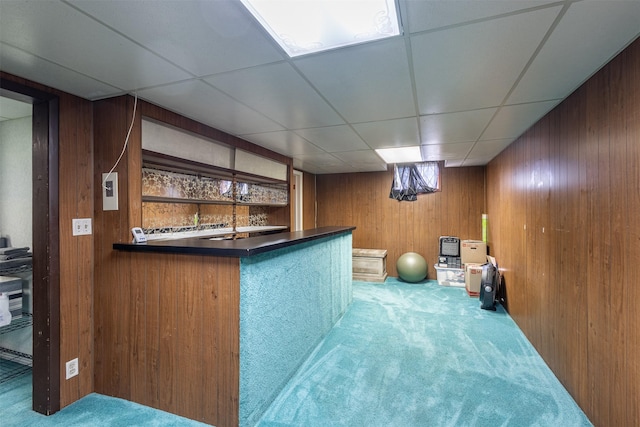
[292,161,328,174]
[405,0,558,34]
[137,80,284,136]
[205,63,344,129]
[336,150,384,164]
[293,38,416,123]
[411,5,562,114]
[444,159,464,168]
[462,157,492,167]
[419,108,497,144]
[0,42,123,100]
[0,1,191,91]
[68,0,285,76]
[240,131,325,157]
[296,152,347,166]
[467,138,514,161]
[420,142,474,161]
[352,117,420,149]
[314,164,360,174]
[481,100,559,140]
[508,1,640,104]
[294,125,369,153]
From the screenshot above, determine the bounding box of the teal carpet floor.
[256,279,592,427]
[0,367,209,427]
[0,279,591,427]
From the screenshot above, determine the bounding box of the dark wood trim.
[0,78,60,415]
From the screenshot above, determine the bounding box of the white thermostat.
[131,227,147,244]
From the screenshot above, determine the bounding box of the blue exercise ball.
[396,252,427,282]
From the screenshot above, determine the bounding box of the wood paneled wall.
[316,166,485,278]
[1,72,94,409]
[302,171,316,229]
[486,37,640,427]
[92,96,292,426]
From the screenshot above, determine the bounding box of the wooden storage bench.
[352,248,388,282]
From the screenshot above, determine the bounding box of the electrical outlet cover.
[66,358,79,379]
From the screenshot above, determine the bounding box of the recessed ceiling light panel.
[375,146,422,164]
[240,0,402,57]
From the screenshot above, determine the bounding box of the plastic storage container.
[434,265,465,287]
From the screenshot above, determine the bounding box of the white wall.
[0,116,33,359]
[0,116,32,249]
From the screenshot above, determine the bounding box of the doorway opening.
[0,77,60,415]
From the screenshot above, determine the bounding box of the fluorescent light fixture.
[240,0,402,57]
[375,146,422,164]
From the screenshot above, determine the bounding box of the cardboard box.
[465,264,483,297]
[461,240,487,265]
[434,265,465,287]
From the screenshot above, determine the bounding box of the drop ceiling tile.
[352,117,420,149]
[467,138,514,161]
[0,96,32,120]
[0,42,122,100]
[419,108,497,144]
[294,125,369,153]
[137,80,283,135]
[420,142,474,161]
[481,100,559,140]
[508,1,640,104]
[68,0,285,76]
[296,152,346,167]
[411,5,562,114]
[293,38,415,123]
[444,159,464,168]
[205,63,344,129]
[1,2,192,91]
[405,0,558,34]
[295,154,360,174]
[462,158,491,167]
[293,160,328,174]
[336,149,383,163]
[312,164,359,174]
[240,130,325,157]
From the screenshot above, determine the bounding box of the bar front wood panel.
[485,37,640,427]
[94,251,240,426]
[316,166,485,278]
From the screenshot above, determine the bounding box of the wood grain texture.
[94,97,274,426]
[303,171,316,229]
[96,251,241,426]
[316,166,485,278]
[485,37,640,427]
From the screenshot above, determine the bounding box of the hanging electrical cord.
[102,92,138,190]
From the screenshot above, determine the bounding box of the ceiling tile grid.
[1,0,639,173]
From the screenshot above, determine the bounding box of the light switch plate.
[102,172,119,211]
[72,218,92,236]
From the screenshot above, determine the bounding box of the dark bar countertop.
[113,226,356,257]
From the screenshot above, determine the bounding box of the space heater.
[479,260,500,311]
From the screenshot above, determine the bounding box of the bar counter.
[113,226,355,257]
[110,226,355,427]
